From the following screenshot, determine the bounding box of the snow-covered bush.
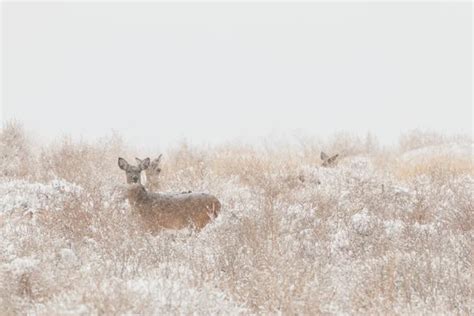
[0,128,472,314]
[0,121,32,178]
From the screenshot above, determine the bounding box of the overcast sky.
[1,2,472,149]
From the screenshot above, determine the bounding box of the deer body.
[127,184,220,231]
[119,157,221,232]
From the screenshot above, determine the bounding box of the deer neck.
[126,184,149,205]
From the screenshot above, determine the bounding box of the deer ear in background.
[328,154,339,164]
[151,154,163,171]
[141,158,150,170]
[135,157,150,170]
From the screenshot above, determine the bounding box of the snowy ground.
[0,125,472,314]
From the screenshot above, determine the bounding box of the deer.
[320,151,339,167]
[136,155,192,194]
[118,157,221,232]
[136,155,163,192]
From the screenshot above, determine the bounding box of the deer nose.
[132,175,139,182]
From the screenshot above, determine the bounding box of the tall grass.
[0,122,472,314]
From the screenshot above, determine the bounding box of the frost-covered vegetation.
[0,122,472,314]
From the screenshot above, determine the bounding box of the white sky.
[1,2,472,149]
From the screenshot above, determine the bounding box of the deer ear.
[151,154,163,170]
[321,151,329,160]
[328,154,339,164]
[135,157,142,165]
[118,157,129,170]
[139,158,150,170]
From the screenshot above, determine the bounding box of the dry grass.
[0,123,472,314]
[395,155,473,181]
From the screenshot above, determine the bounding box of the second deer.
[321,151,339,167]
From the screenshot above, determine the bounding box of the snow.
[0,179,82,214]
[383,219,405,237]
[4,257,39,276]
[351,208,373,236]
